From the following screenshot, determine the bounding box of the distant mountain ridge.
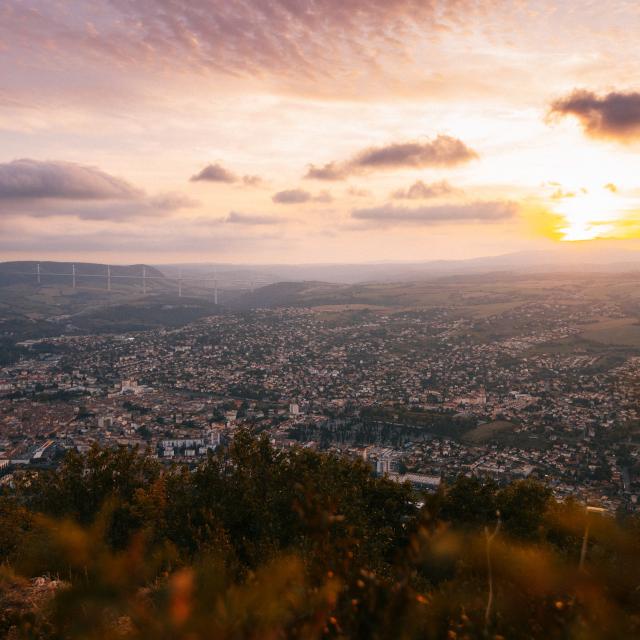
[156,242,640,285]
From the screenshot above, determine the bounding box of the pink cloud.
[306,136,477,180]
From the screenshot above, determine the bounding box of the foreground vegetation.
[0,433,639,639]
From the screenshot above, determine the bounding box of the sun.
[551,187,625,241]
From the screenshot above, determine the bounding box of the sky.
[2,0,640,264]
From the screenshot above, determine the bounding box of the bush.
[0,434,638,639]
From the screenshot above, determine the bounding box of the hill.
[0,261,166,289]
[229,269,640,318]
[6,262,640,344]
[156,241,640,285]
[0,261,222,340]
[226,281,348,310]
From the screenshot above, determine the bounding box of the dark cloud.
[191,164,264,186]
[550,90,640,140]
[272,188,333,204]
[0,159,142,200]
[306,162,345,181]
[191,163,238,183]
[355,137,476,169]
[2,194,196,222]
[391,180,457,200]
[225,211,282,225]
[273,189,312,204]
[305,136,477,180]
[351,201,517,226]
[0,159,195,221]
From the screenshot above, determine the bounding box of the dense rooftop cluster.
[1,299,639,511]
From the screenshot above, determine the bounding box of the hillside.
[230,270,640,318]
[6,263,640,343]
[0,261,222,340]
[0,261,166,289]
[226,281,347,310]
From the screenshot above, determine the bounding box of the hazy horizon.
[4,238,640,270]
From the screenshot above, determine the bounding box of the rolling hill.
[0,261,222,339]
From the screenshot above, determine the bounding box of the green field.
[462,420,516,444]
[460,300,526,318]
[580,317,640,346]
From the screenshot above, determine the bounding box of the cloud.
[391,180,457,200]
[0,159,195,221]
[0,2,448,92]
[225,211,283,225]
[242,175,264,187]
[306,162,345,181]
[354,138,476,169]
[550,188,576,201]
[272,188,333,204]
[0,159,142,200]
[549,90,640,141]
[150,193,200,210]
[2,196,196,222]
[273,189,312,204]
[5,1,639,110]
[191,163,238,183]
[351,201,517,226]
[305,136,477,180]
[346,187,371,198]
[314,190,334,203]
[191,163,264,186]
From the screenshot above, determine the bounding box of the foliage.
[0,338,28,365]
[1,433,639,639]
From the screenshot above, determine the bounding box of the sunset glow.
[4,6,640,632]
[552,188,623,241]
[2,1,640,263]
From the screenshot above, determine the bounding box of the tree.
[497,480,552,540]
[438,476,499,528]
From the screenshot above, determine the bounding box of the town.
[2,293,639,514]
